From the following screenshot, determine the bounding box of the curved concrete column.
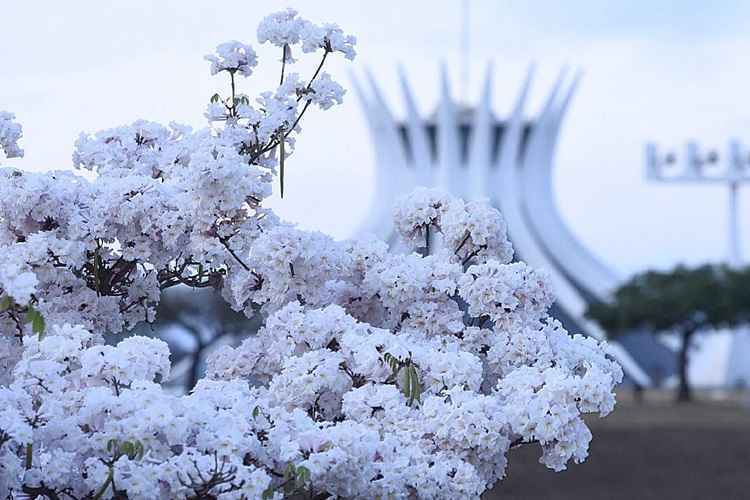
[467,64,494,200]
[350,70,414,237]
[397,65,433,186]
[520,72,619,299]
[437,64,465,196]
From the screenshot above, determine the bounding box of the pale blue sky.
[2,1,750,276]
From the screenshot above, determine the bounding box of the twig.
[219,238,250,271]
[280,44,288,85]
[454,231,471,255]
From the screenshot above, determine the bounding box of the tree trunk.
[677,329,695,403]
[186,347,203,392]
[633,383,644,404]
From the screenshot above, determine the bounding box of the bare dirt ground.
[485,394,750,500]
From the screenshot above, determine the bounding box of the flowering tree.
[0,9,622,499]
[587,264,749,402]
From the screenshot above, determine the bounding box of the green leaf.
[114,440,144,460]
[252,405,261,419]
[399,363,421,406]
[295,465,310,488]
[210,93,221,103]
[383,352,400,375]
[26,305,45,338]
[31,313,45,337]
[262,488,275,500]
[134,441,144,460]
[297,465,310,480]
[0,295,12,311]
[399,367,411,399]
[120,441,134,458]
[409,364,421,404]
[284,462,296,480]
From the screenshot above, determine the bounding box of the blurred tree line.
[586,264,750,402]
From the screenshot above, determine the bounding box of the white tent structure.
[351,65,656,386]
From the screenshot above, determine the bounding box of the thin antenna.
[460,0,470,106]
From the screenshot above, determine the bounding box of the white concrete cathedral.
[351,65,658,386]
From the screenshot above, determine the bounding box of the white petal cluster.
[392,187,452,248]
[204,41,258,77]
[0,111,23,160]
[73,120,192,178]
[0,247,38,305]
[80,335,171,386]
[0,126,274,365]
[258,8,357,60]
[459,260,554,328]
[393,187,514,264]
[1,325,275,498]
[309,72,345,110]
[0,10,620,499]
[363,251,463,327]
[253,91,299,143]
[442,198,514,264]
[0,6,355,385]
[315,23,358,60]
[257,8,306,47]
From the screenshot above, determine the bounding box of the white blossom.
[0,9,619,499]
[257,9,357,61]
[441,197,514,264]
[0,111,24,159]
[205,102,228,122]
[257,8,306,47]
[459,260,554,327]
[308,72,345,109]
[300,22,357,60]
[392,187,452,248]
[204,41,258,77]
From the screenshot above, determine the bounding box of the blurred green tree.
[128,287,261,392]
[586,264,750,402]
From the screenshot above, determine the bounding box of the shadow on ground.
[485,399,750,500]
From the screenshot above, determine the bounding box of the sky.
[3,1,750,276]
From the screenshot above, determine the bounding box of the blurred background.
[3,1,750,498]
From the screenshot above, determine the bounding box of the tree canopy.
[586,264,750,335]
[586,263,750,402]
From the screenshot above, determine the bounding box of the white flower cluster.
[309,72,345,110]
[0,111,24,160]
[0,10,621,500]
[392,187,452,248]
[257,8,357,60]
[0,7,354,385]
[459,260,554,328]
[204,41,258,77]
[203,10,349,158]
[392,188,514,265]
[1,324,274,498]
